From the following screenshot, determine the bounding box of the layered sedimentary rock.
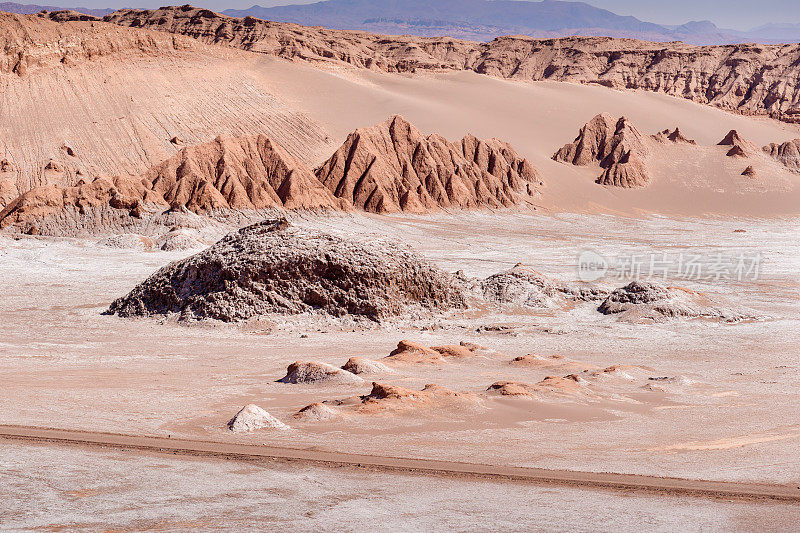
[107,218,466,322]
[763,139,800,171]
[315,115,543,213]
[0,10,196,76]
[105,6,800,123]
[553,114,650,188]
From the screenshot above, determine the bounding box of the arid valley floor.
[2,5,800,531]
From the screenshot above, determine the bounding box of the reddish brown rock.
[718,130,759,158]
[146,134,346,212]
[315,115,542,213]
[553,113,650,188]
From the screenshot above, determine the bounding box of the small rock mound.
[481,263,608,309]
[486,381,537,398]
[741,165,757,178]
[383,340,485,364]
[718,130,758,157]
[227,404,290,432]
[108,219,466,322]
[278,361,364,384]
[598,281,752,322]
[315,115,543,213]
[487,375,588,399]
[653,128,697,145]
[384,340,445,364]
[584,364,655,381]
[358,381,474,413]
[341,357,395,375]
[553,113,650,188]
[763,138,800,171]
[510,353,599,373]
[294,402,342,421]
[157,228,208,251]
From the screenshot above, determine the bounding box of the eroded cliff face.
[104,6,800,123]
[0,11,196,76]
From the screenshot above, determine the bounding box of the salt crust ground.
[4,443,800,532]
[0,211,797,485]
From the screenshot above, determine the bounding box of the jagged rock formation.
[105,6,800,123]
[0,175,152,232]
[107,219,467,322]
[315,115,542,213]
[718,130,760,158]
[278,361,364,384]
[598,281,754,323]
[0,134,345,232]
[653,128,697,145]
[763,139,800,172]
[553,114,650,188]
[0,118,544,232]
[227,404,290,432]
[144,134,345,211]
[481,263,608,308]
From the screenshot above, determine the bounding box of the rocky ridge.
[315,115,543,213]
[0,117,543,232]
[103,6,800,124]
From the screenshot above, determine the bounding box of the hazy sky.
[51,0,800,31]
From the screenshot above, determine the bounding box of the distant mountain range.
[1,0,798,45]
[0,1,112,16]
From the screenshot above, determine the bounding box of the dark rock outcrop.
[108,218,467,322]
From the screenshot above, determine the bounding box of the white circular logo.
[577,250,608,282]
